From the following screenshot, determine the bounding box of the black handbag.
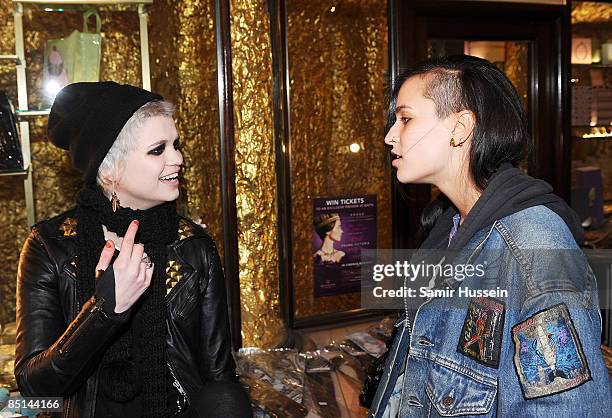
[0,91,23,172]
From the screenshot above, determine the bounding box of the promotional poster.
[312,195,377,297]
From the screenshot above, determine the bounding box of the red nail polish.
[105,241,112,248]
[134,220,139,226]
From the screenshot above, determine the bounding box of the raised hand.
[95,220,153,313]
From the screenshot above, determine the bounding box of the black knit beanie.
[48,81,162,183]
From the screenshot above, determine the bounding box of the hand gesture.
[95,220,153,313]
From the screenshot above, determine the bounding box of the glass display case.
[570,0,612,247]
[272,0,391,327]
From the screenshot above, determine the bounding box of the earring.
[110,184,120,212]
[450,137,467,147]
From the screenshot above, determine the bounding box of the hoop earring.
[450,137,468,147]
[110,184,121,213]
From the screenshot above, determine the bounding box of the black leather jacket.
[14,208,236,417]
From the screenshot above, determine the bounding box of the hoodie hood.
[422,163,583,250]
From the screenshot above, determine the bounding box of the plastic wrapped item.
[235,348,306,404]
[304,352,333,373]
[301,351,341,418]
[338,342,376,381]
[346,332,387,358]
[240,375,307,418]
[335,340,367,358]
[252,404,272,418]
[303,371,340,418]
[368,316,396,341]
[235,317,396,417]
[335,369,367,418]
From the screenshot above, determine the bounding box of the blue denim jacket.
[369,205,611,417]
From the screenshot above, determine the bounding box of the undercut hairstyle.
[97,100,175,192]
[388,55,529,243]
[421,68,465,120]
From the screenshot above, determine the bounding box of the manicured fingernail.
[134,220,139,226]
[105,241,113,248]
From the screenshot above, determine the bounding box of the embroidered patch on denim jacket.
[511,303,591,399]
[457,297,505,368]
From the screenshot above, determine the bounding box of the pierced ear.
[98,169,116,186]
[98,173,111,186]
[452,110,476,142]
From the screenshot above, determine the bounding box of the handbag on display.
[0,91,23,172]
[42,10,103,107]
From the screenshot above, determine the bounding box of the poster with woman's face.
[312,195,377,297]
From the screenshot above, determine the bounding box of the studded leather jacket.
[14,208,236,417]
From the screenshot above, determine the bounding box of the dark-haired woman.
[369,55,610,417]
[14,82,251,418]
[313,213,346,264]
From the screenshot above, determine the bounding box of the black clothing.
[190,381,253,418]
[48,82,162,183]
[14,208,236,418]
[421,163,583,251]
[75,185,179,416]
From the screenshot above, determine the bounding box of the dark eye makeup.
[148,138,181,156]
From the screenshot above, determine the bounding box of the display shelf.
[15,109,50,117]
[13,0,152,6]
[7,0,153,227]
[572,124,612,139]
[0,166,29,177]
[0,55,20,64]
[572,63,612,68]
[12,0,152,12]
[572,124,612,128]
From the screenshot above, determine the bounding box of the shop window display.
[571,1,612,248]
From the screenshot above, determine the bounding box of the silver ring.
[141,255,153,269]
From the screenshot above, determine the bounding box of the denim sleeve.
[499,287,611,417]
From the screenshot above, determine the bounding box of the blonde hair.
[97,100,175,193]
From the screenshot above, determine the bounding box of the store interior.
[0,0,611,417]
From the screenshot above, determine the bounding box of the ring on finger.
[141,254,153,269]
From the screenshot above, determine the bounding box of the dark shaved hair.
[388,55,529,243]
[389,54,528,190]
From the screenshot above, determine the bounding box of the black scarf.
[75,184,179,417]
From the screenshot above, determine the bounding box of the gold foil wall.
[0,3,142,327]
[149,0,223,250]
[0,1,223,331]
[1,0,389,344]
[0,0,24,328]
[287,0,391,319]
[504,41,529,110]
[572,1,612,24]
[230,0,283,347]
